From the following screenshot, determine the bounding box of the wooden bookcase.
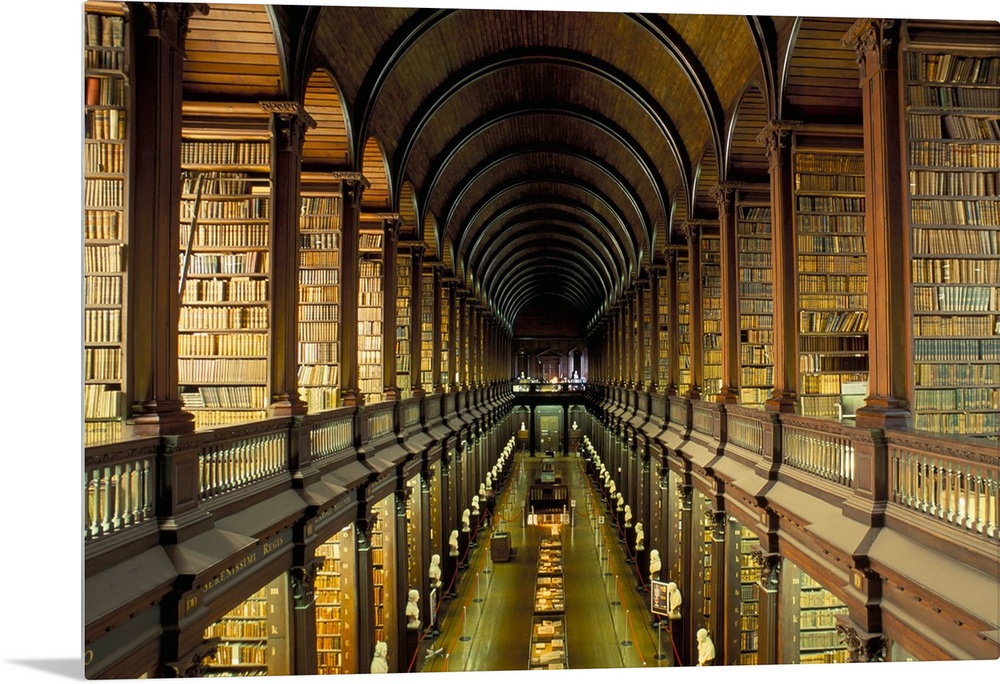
[793,137,869,420]
[177,115,272,428]
[656,268,671,390]
[202,575,291,676]
[395,252,412,399]
[903,36,1000,439]
[420,270,435,391]
[700,498,714,626]
[298,178,342,411]
[676,256,692,396]
[738,529,761,665]
[358,225,384,404]
[797,571,848,664]
[371,508,386,644]
[642,285,653,386]
[83,2,128,445]
[701,233,723,397]
[736,199,775,409]
[439,281,451,388]
[316,526,357,674]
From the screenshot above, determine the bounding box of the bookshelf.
[736,202,775,409]
[657,269,670,389]
[700,499,713,625]
[420,271,435,391]
[395,253,413,398]
[177,120,272,428]
[84,2,128,445]
[359,227,384,404]
[371,506,386,644]
[203,575,290,676]
[642,286,653,386]
[903,46,1000,439]
[316,527,356,674]
[738,529,761,665]
[298,183,341,411]
[793,141,869,419]
[677,256,692,395]
[797,571,848,664]
[701,233,723,397]
[439,282,451,388]
[405,475,422,594]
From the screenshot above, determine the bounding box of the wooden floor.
[412,451,677,673]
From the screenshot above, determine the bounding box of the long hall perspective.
[60,1,1000,683]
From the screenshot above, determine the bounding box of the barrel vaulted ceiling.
[180,2,878,336]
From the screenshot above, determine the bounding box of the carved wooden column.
[684,222,705,400]
[354,512,377,673]
[382,216,402,401]
[626,286,637,387]
[456,289,469,390]
[757,121,802,413]
[338,175,367,406]
[393,486,411,672]
[289,559,324,675]
[446,280,460,392]
[263,101,314,417]
[712,181,743,404]
[635,279,648,388]
[751,549,782,665]
[126,3,207,437]
[842,19,911,429]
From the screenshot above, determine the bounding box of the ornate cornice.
[836,624,888,662]
[710,181,745,215]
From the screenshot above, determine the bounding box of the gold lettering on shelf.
[263,536,285,555]
[203,551,259,592]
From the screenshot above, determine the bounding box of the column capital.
[137,3,209,50]
[842,19,899,79]
[835,622,888,663]
[710,180,745,214]
[756,120,803,163]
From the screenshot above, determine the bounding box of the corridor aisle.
[416,451,671,673]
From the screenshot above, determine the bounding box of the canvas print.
[75,1,1000,682]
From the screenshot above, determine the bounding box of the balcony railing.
[197,421,289,500]
[84,438,158,541]
[780,416,857,488]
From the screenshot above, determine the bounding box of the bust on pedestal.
[697,628,715,666]
[405,589,420,629]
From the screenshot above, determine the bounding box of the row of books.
[909,140,1000,168]
[909,169,1000,197]
[85,75,125,108]
[800,294,867,311]
[182,278,268,303]
[797,254,868,274]
[181,197,270,220]
[799,353,868,373]
[85,244,123,273]
[913,387,999,411]
[300,387,340,411]
[797,213,865,233]
[798,235,866,254]
[914,337,1000,361]
[741,327,774,345]
[85,348,122,381]
[179,305,269,330]
[84,178,124,208]
[83,386,123,417]
[799,310,869,333]
[180,332,268,357]
[738,206,771,222]
[85,11,124,47]
[798,273,868,293]
[912,284,998,312]
[796,196,864,213]
[912,226,1000,255]
[906,84,1000,109]
[85,47,125,71]
[914,412,1000,434]
[915,361,1000,385]
[740,367,773,387]
[181,222,270,247]
[299,306,339,323]
[181,388,266,410]
[799,396,840,416]
[85,309,121,343]
[181,141,271,167]
[795,152,865,174]
[907,53,1000,85]
[912,258,1000,284]
[178,358,268,384]
[795,173,865,192]
[84,275,122,305]
[84,209,122,240]
[301,233,341,250]
[181,252,269,275]
[300,286,340,304]
[300,196,341,215]
[84,140,124,175]
[85,108,125,140]
[359,232,383,250]
[801,373,867,395]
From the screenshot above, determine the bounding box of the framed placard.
[650,579,670,616]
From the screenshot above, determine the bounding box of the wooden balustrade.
[780,417,856,487]
[198,423,289,500]
[367,406,395,440]
[693,404,714,436]
[84,438,158,541]
[726,406,766,457]
[887,432,999,542]
[308,410,355,462]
